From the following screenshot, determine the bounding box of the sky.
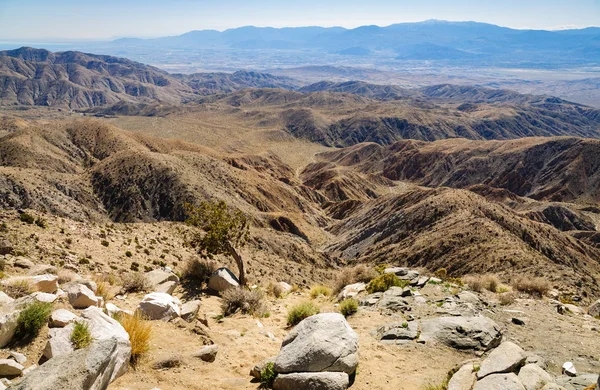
[0,0,598,41]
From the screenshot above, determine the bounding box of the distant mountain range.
[106,20,599,66]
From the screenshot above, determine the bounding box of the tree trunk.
[227,241,245,286]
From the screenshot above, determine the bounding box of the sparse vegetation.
[15,301,52,339]
[93,276,113,301]
[464,274,500,293]
[334,264,378,293]
[70,321,93,349]
[125,251,132,257]
[260,361,277,387]
[434,268,447,280]
[512,276,551,298]
[339,298,359,317]
[19,212,35,224]
[221,287,265,316]
[101,240,109,247]
[422,377,449,390]
[35,217,47,228]
[366,273,409,294]
[287,302,320,326]
[498,292,516,306]
[3,279,34,298]
[185,200,249,285]
[121,272,150,293]
[309,285,332,299]
[116,312,152,365]
[181,256,217,284]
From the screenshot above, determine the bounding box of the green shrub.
[287,302,320,326]
[125,251,133,257]
[101,240,109,247]
[260,361,277,387]
[309,285,332,299]
[15,301,52,339]
[34,217,47,228]
[19,213,35,224]
[71,321,93,349]
[130,262,140,271]
[333,264,378,293]
[366,273,409,294]
[339,298,358,317]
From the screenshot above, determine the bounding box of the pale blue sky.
[0,0,598,40]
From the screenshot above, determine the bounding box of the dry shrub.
[121,272,150,293]
[221,288,265,316]
[334,264,378,293]
[464,274,500,293]
[3,279,33,298]
[309,285,332,299]
[182,257,218,283]
[512,276,551,298]
[117,312,152,365]
[93,276,113,301]
[152,355,183,370]
[268,282,286,298]
[498,292,516,306]
[57,269,78,284]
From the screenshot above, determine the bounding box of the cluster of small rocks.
[0,255,214,389]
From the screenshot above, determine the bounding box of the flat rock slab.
[273,372,349,390]
[0,359,23,376]
[474,373,526,390]
[477,341,527,379]
[376,321,419,344]
[274,313,358,375]
[555,374,599,390]
[50,309,78,328]
[419,316,502,351]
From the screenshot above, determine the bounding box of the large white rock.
[274,313,359,375]
[518,364,553,390]
[81,307,131,381]
[477,341,527,379]
[44,325,75,359]
[64,283,100,309]
[137,292,181,320]
[208,268,239,293]
[418,316,502,351]
[50,309,78,328]
[13,338,127,390]
[474,373,526,390]
[273,372,349,390]
[0,296,33,347]
[448,362,477,390]
[0,359,23,376]
[43,307,131,383]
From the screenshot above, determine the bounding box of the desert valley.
[0,9,599,390]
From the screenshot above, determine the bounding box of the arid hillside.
[2,115,600,297]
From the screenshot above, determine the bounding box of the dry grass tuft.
[121,272,150,294]
[464,274,500,293]
[221,288,265,316]
[93,275,114,301]
[3,279,34,298]
[117,312,152,365]
[309,285,332,299]
[57,269,78,284]
[181,257,218,283]
[512,276,551,298]
[334,264,378,294]
[498,292,516,306]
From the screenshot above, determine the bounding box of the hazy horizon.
[1,0,598,41]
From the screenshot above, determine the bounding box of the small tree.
[184,201,249,285]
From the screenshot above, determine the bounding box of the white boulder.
[137,292,181,320]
